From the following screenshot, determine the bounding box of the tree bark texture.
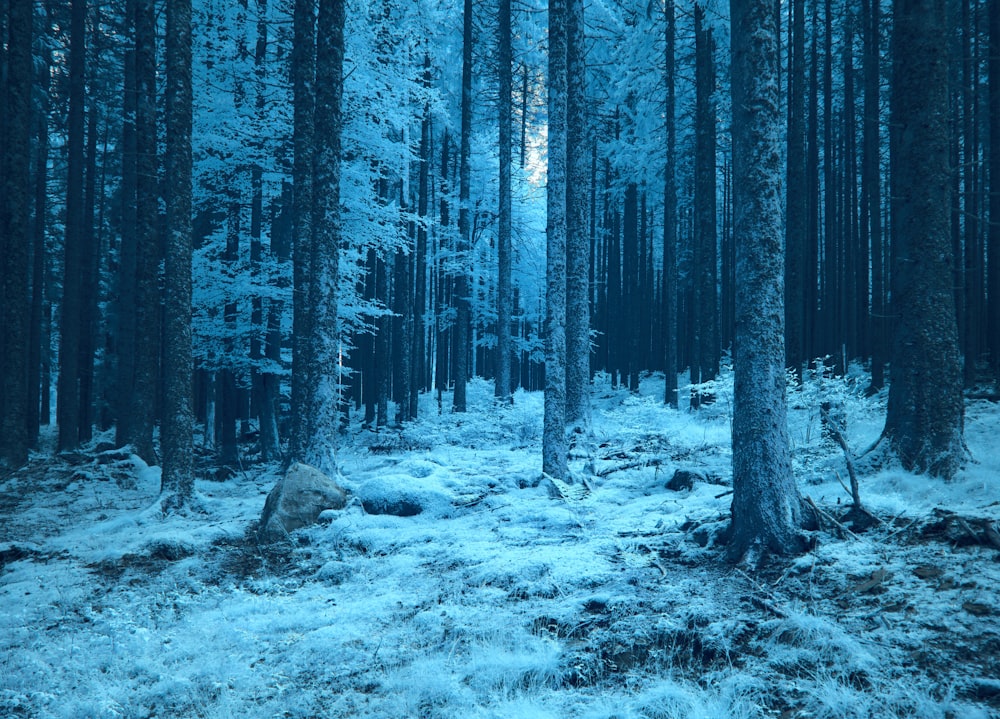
[453,0,473,413]
[885,0,965,479]
[162,0,195,504]
[565,0,590,429]
[0,0,32,466]
[728,0,810,561]
[290,0,315,460]
[543,0,568,480]
[496,0,514,405]
[663,0,678,407]
[304,0,345,472]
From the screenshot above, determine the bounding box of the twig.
[820,406,862,509]
[806,495,860,540]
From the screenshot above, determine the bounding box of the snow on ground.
[1,371,998,719]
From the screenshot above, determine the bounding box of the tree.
[303,0,345,471]
[565,0,590,429]
[991,0,1000,385]
[883,0,964,479]
[290,0,316,460]
[543,0,568,480]
[0,0,32,466]
[691,4,718,407]
[57,0,87,452]
[785,0,806,376]
[662,0,678,408]
[728,0,811,561]
[161,0,195,505]
[496,0,514,405]
[453,0,473,414]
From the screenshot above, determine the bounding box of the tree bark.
[58,0,86,452]
[290,0,315,460]
[785,0,806,376]
[302,0,345,472]
[454,0,473,413]
[543,0,568,479]
[565,0,590,428]
[990,0,1000,383]
[0,0,32,466]
[663,0,678,407]
[728,0,810,561]
[496,0,514,405]
[884,0,965,479]
[162,0,195,505]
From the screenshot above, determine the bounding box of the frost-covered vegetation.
[2,373,998,718]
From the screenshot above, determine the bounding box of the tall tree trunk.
[990,0,1000,384]
[805,0,820,363]
[693,5,718,405]
[785,0,806,376]
[414,54,431,416]
[543,0,568,479]
[565,0,590,428]
[454,0,473,413]
[78,101,99,443]
[126,0,159,462]
[885,0,964,479]
[623,183,639,392]
[162,0,194,505]
[0,0,32,466]
[728,0,811,561]
[28,2,52,445]
[58,0,86,452]
[663,0,678,407]
[863,0,885,391]
[496,0,514,405]
[290,0,315,460]
[961,0,980,386]
[304,0,345,471]
[116,0,138,450]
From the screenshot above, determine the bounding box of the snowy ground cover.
[2,372,998,718]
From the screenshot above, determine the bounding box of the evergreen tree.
[884,0,965,479]
[728,0,812,561]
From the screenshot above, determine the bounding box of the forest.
[1,0,999,716]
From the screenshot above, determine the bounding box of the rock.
[667,469,705,492]
[361,496,424,517]
[258,463,348,541]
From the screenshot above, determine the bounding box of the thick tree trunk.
[543,0,568,480]
[565,0,590,428]
[290,0,315,460]
[728,0,810,562]
[885,0,965,479]
[1,0,32,466]
[162,0,194,505]
[304,0,345,471]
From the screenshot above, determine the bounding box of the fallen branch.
[806,495,860,540]
[596,456,668,478]
[820,406,862,510]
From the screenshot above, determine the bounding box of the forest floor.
[1,371,999,719]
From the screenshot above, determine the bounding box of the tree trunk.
[290,0,315,460]
[565,0,590,428]
[126,0,159,462]
[543,0,568,480]
[161,0,194,505]
[884,0,965,479]
[728,0,810,561]
[58,0,86,453]
[863,0,885,391]
[305,0,345,472]
[453,0,473,413]
[0,0,32,466]
[785,0,806,376]
[693,5,718,404]
[663,0,678,407]
[990,0,1000,384]
[496,0,514,405]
